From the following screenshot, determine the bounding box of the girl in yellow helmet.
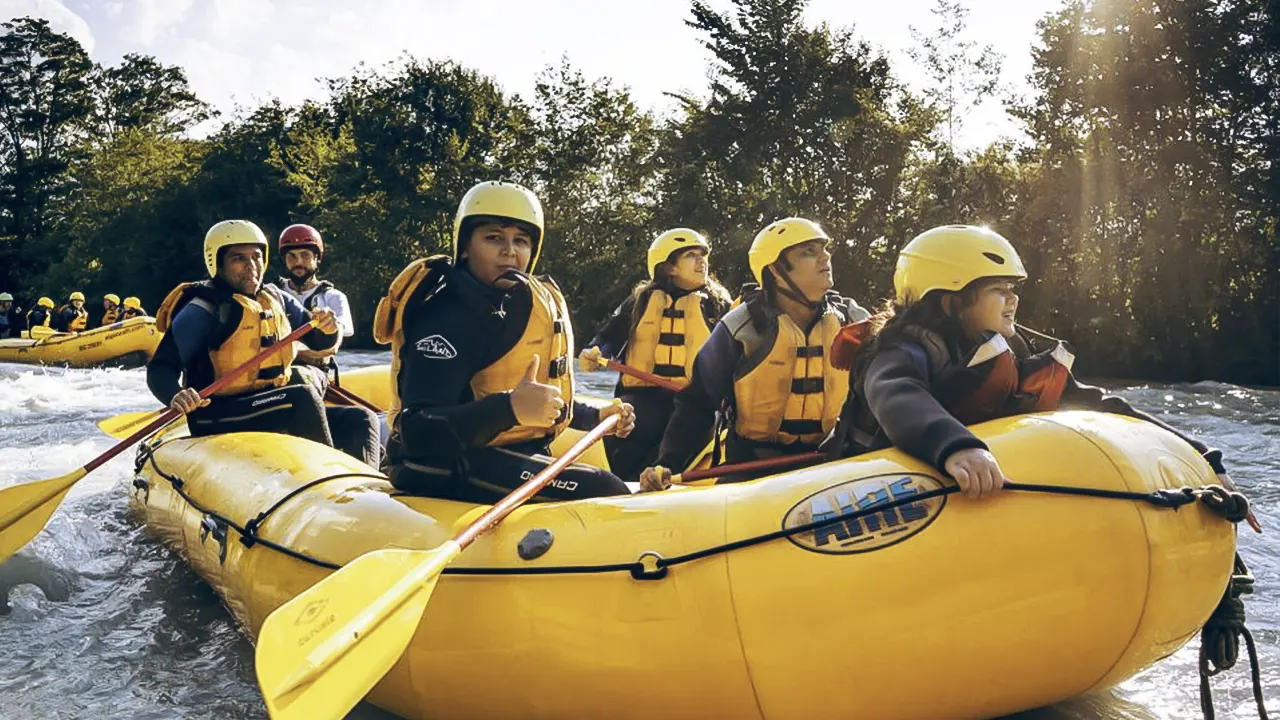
[826,225,1236,503]
[577,228,731,481]
[376,181,635,503]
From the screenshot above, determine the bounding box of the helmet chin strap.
[772,264,822,310]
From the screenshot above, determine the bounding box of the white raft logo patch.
[416,335,457,359]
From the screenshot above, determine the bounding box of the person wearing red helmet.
[274,224,353,367]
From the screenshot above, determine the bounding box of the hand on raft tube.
[599,400,635,439]
[944,447,1007,500]
[639,466,673,493]
[169,387,210,415]
[578,346,603,373]
[510,355,565,427]
[311,308,340,335]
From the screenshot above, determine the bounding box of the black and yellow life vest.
[102,308,121,326]
[622,289,713,390]
[58,304,88,332]
[375,257,576,446]
[26,308,51,330]
[724,292,867,446]
[156,281,295,397]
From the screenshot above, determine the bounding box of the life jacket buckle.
[547,355,568,379]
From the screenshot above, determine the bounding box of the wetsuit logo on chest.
[782,472,947,554]
[415,334,457,359]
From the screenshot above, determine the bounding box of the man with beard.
[273,224,354,368]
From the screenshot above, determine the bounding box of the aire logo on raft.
[782,472,947,554]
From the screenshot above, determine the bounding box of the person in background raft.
[26,297,54,332]
[120,296,148,320]
[147,220,381,467]
[99,294,121,327]
[577,229,731,481]
[375,180,636,503]
[0,293,19,339]
[53,292,88,333]
[822,224,1236,501]
[639,218,869,491]
[273,224,354,368]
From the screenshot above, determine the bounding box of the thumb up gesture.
[509,355,565,427]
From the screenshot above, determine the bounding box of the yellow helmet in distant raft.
[37,297,55,309]
[452,181,545,273]
[747,218,831,285]
[123,296,143,311]
[203,220,270,278]
[69,291,85,302]
[104,293,120,305]
[646,228,710,279]
[894,225,1027,305]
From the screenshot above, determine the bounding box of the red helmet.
[278,224,324,260]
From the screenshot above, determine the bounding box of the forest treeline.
[1,0,1276,384]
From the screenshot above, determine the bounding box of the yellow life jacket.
[725,296,861,446]
[156,281,296,397]
[58,304,88,332]
[375,257,575,447]
[102,308,121,326]
[622,289,712,390]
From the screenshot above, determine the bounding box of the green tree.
[0,17,94,291]
[907,0,1003,156]
[92,53,213,137]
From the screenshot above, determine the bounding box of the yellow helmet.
[204,220,269,277]
[0,292,12,302]
[893,225,1027,305]
[123,296,142,310]
[104,293,120,305]
[646,228,710,279]
[38,297,54,309]
[452,181,545,273]
[747,217,831,285]
[69,291,85,302]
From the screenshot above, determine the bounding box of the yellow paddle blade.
[257,542,461,720]
[0,469,86,564]
[96,409,164,440]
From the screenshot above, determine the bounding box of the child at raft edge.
[374,180,637,503]
[577,229,732,482]
[821,224,1240,506]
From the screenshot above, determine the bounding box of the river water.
[0,350,1275,719]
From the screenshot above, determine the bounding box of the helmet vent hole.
[983,252,1006,265]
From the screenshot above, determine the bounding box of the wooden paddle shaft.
[674,451,824,483]
[602,358,683,393]
[84,320,319,474]
[453,414,620,549]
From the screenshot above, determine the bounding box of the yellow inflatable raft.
[129,406,1236,720]
[0,317,160,368]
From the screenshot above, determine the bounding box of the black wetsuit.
[386,266,630,503]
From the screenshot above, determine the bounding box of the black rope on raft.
[1200,552,1269,720]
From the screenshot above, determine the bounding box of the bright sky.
[4,0,1063,149]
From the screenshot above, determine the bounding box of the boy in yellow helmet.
[825,225,1240,506]
[54,291,88,332]
[376,181,635,503]
[26,297,54,332]
[147,220,378,466]
[120,296,147,320]
[640,218,869,490]
[99,294,121,326]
